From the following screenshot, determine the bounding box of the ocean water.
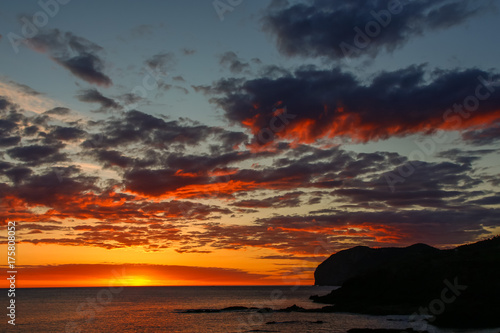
[5,286,500,332]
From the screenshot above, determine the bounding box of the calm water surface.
[5,286,500,332]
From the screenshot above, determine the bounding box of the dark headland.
[311,236,500,328]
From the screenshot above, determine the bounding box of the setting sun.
[121,276,153,287]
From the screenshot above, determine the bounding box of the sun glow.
[119,276,154,286]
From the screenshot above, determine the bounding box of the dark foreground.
[311,236,500,329]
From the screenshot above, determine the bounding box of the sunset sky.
[1,0,499,288]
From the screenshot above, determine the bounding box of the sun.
[119,276,153,286]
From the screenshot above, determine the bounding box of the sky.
[0,0,499,288]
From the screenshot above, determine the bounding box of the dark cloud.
[145,52,175,74]
[8,81,42,96]
[7,144,66,166]
[263,0,485,60]
[173,86,189,94]
[124,168,208,196]
[4,167,32,184]
[436,148,496,165]
[181,48,196,55]
[92,149,136,169]
[207,66,500,145]
[26,29,112,86]
[44,107,71,116]
[82,110,217,149]
[462,122,500,145]
[219,51,250,74]
[48,126,87,142]
[0,166,98,215]
[77,89,121,112]
[213,130,248,152]
[0,108,23,137]
[18,223,64,231]
[128,24,154,38]
[470,194,500,206]
[0,97,11,111]
[257,254,325,262]
[231,191,303,208]
[24,125,38,136]
[172,76,186,82]
[0,106,26,146]
[0,162,12,170]
[118,92,143,106]
[0,118,18,134]
[0,136,21,147]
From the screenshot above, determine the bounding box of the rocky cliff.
[311,236,500,328]
[314,243,439,286]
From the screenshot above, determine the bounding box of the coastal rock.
[347,329,428,333]
[313,236,500,328]
[314,243,439,286]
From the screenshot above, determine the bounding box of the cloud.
[81,110,220,149]
[0,97,11,111]
[26,29,112,87]
[193,206,497,256]
[129,24,155,38]
[0,82,61,113]
[7,80,42,96]
[257,254,325,262]
[172,75,186,82]
[145,52,175,75]
[436,148,496,165]
[181,48,196,55]
[1,93,498,259]
[77,88,121,112]
[4,167,32,185]
[231,191,303,208]
[7,144,66,166]
[44,107,71,116]
[219,51,250,74]
[0,108,23,146]
[262,0,485,60]
[469,193,500,206]
[0,136,21,147]
[462,122,500,145]
[47,126,87,141]
[0,166,97,210]
[207,66,500,145]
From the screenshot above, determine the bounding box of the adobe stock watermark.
[340,0,410,60]
[213,0,243,21]
[6,221,17,326]
[385,74,500,192]
[65,267,126,333]
[407,277,467,332]
[7,0,72,54]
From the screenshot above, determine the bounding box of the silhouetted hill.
[314,243,439,286]
[311,236,500,328]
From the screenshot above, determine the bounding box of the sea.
[4,286,500,332]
